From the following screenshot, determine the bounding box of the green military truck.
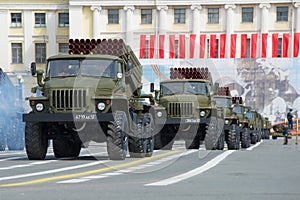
[262,117,271,139]
[214,88,241,150]
[151,67,224,150]
[245,108,261,144]
[23,38,155,160]
[231,97,251,148]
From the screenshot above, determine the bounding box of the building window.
[174,8,185,24]
[208,8,219,23]
[242,7,253,22]
[108,9,119,24]
[35,43,46,63]
[278,38,282,57]
[59,43,68,54]
[277,6,288,21]
[35,13,46,27]
[11,43,22,64]
[174,40,179,58]
[246,39,251,58]
[141,9,152,24]
[58,13,69,27]
[11,13,22,27]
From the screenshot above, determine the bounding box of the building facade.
[0,0,299,72]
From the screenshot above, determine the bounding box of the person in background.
[282,123,289,145]
[287,108,294,130]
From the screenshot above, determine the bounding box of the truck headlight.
[200,111,205,117]
[157,111,163,118]
[36,103,44,112]
[225,120,229,125]
[97,102,105,111]
[239,123,243,127]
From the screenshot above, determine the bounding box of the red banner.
[241,34,247,58]
[189,34,196,58]
[261,33,268,58]
[159,35,165,59]
[220,34,226,58]
[139,35,146,58]
[150,35,155,59]
[169,35,175,58]
[210,34,216,58]
[179,34,185,58]
[272,33,278,58]
[200,34,206,58]
[294,32,300,57]
[283,33,289,58]
[230,34,237,58]
[251,33,258,58]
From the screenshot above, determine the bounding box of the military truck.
[244,108,261,144]
[262,117,271,139]
[214,87,241,150]
[0,68,25,151]
[231,97,251,148]
[23,38,155,160]
[151,67,224,150]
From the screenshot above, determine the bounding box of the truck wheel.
[25,122,48,160]
[205,117,218,150]
[215,130,225,150]
[53,136,81,158]
[107,111,128,160]
[185,136,200,149]
[241,129,250,148]
[251,134,257,144]
[144,113,154,157]
[227,125,240,150]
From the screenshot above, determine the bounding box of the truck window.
[161,81,209,96]
[215,97,231,108]
[48,59,80,78]
[81,59,116,78]
[232,105,243,114]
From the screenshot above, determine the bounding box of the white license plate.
[75,114,96,120]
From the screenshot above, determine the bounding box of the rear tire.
[227,125,240,150]
[53,135,81,158]
[241,128,250,148]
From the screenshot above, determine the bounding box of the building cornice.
[0,4,68,10]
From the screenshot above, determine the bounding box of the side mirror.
[126,62,133,72]
[31,62,36,76]
[150,83,154,93]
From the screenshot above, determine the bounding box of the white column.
[191,5,202,34]
[225,4,236,58]
[123,6,135,44]
[23,10,34,72]
[47,10,56,57]
[295,2,300,32]
[0,10,9,71]
[90,6,102,38]
[259,3,271,33]
[69,5,83,38]
[156,5,168,34]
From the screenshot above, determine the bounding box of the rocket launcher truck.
[151,67,224,150]
[23,38,155,160]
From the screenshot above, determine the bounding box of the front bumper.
[23,112,114,122]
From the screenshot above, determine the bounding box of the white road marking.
[0,156,27,162]
[0,160,58,170]
[145,140,263,186]
[0,160,109,181]
[145,150,235,186]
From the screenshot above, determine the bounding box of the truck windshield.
[215,97,231,108]
[232,105,243,114]
[245,112,253,119]
[161,82,209,96]
[47,59,116,78]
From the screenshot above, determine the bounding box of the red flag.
[150,35,155,59]
[220,34,226,58]
[179,34,185,58]
[283,33,289,58]
[169,35,175,58]
[294,32,300,57]
[159,35,165,59]
[210,34,216,58]
[261,33,268,58]
[251,34,258,58]
[241,34,247,58]
[189,34,196,58]
[200,34,206,58]
[272,33,278,57]
[230,34,237,58]
[139,35,146,58]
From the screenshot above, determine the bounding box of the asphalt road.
[0,138,300,200]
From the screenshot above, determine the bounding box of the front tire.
[25,122,48,160]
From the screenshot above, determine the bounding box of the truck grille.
[168,102,194,117]
[51,89,88,111]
